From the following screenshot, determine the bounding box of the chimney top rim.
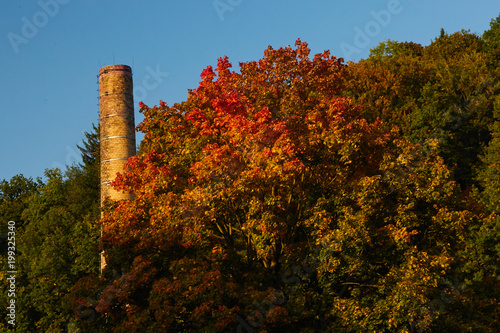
[99,65,132,75]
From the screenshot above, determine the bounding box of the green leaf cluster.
[0,125,100,332]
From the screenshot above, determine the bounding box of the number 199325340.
[7,221,16,269]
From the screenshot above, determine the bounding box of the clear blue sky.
[1,0,499,182]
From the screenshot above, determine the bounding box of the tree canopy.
[0,126,100,332]
[72,34,499,332]
[2,13,500,333]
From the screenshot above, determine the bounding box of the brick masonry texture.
[99,65,136,204]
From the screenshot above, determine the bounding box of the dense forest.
[1,14,500,332]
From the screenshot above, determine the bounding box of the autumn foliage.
[69,38,500,332]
